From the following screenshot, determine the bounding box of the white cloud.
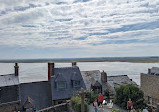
[0,0,159,57]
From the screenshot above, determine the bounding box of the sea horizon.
[1,62,159,85]
[0,56,159,63]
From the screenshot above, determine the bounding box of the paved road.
[89,104,127,112]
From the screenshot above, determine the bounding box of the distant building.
[141,67,159,107]
[0,62,86,112]
[81,70,137,96]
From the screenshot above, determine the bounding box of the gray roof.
[81,70,107,94]
[81,70,102,90]
[81,70,137,95]
[71,72,82,80]
[19,81,52,110]
[51,67,86,100]
[107,75,137,94]
[0,74,19,87]
[150,67,159,74]
[92,81,102,87]
[54,73,66,82]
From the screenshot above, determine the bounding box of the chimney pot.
[72,62,77,67]
[14,63,19,76]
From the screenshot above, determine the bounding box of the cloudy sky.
[0,0,159,59]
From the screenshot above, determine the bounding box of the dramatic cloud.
[0,0,159,58]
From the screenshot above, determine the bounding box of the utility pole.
[79,88,86,112]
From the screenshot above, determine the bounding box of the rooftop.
[150,67,159,74]
[81,70,137,94]
[51,67,86,100]
[0,74,19,87]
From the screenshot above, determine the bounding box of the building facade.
[141,67,159,107]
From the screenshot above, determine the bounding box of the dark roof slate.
[71,72,82,80]
[92,81,102,87]
[51,67,86,100]
[54,73,66,82]
[19,81,52,110]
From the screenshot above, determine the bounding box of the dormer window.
[73,80,81,88]
[57,81,66,89]
[71,72,82,88]
[54,73,67,90]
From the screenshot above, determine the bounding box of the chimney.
[72,62,77,67]
[101,70,107,82]
[48,63,54,80]
[148,68,151,74]
[14,63,19,76]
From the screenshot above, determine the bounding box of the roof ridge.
[81,70,100,72]
[55,66,78,69]
[0,74,15,76]
[108,75,128,77]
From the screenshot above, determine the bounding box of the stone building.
[50,65,86,105]
[141,67,159,107]
[81,70,137,96]
[0,62,86,112]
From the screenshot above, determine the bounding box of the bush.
[85,91,98,103]
[112,109,120,112]
[114,84,145,110]
[71,96,89,112]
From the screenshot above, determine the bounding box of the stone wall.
[38,102,70,112]
[140,73,159,106]
[0,101,20,112]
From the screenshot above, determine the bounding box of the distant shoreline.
[0,56,159,63]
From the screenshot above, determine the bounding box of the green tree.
[85,91,98,103]
[71,96,89,112]
[114,84,145,110]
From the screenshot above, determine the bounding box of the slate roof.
[19,81,52,110]
[71,72,82,80]
[107,75,137,94]
[92,81,102,87]
[0,74,19,87]
[54,73,66,82]
[51,67,86,100]
[150,67,159,74]
[81,70,103,90]
[81,70,137,95]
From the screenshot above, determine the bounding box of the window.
[56,81,66,89]
[73,80,81,88]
